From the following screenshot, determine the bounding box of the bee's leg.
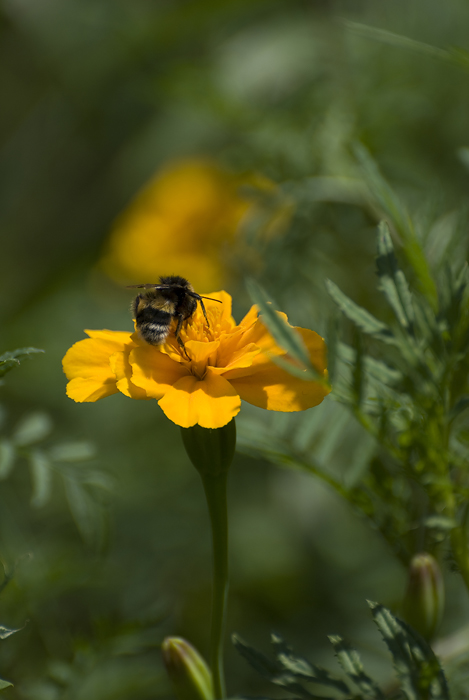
[198,299,210,327]
[175,315,191,360]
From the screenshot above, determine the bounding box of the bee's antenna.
[198,295,223,303]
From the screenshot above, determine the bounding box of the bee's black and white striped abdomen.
[133,296,172,346]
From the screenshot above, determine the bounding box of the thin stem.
[199,470,229,699]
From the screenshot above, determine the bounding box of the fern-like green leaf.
[325,279,396,345]
[329,635,384,699]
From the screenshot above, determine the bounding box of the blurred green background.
[2,0,469,697]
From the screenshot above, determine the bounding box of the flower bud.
[402,553,445,640]
[162,637,214,700]
[180,419,236,477]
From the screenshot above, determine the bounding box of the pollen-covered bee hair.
[128,275,222,355]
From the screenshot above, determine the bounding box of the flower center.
[179,305,232,345]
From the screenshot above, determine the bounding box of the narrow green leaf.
[0,347,44,378]
[368,601,417,700]
[277,652,350,695]
[344,21,451,62]
[0,623,25,639]
[314,408,350,465]
[369,602,450,700]
[49,442,96,462]
[450,396,469,421]
[353,143,438,310]
[12,412,53,447]
[0,440,16,480]
[338,343,402,385]
[232,634,282,679]
[246,278,324,383]
[325,279,396,345]
[271,632,293,656]
[352,330,365,407]
[376,221,414,330]
[326,313,339,385]
[29,449,52,508]
[346,431,376,487]
[0,679,12,691]
[329,635,384,699]
[232,634,312,699]
[423,516,456,531]
[64,478,103,547]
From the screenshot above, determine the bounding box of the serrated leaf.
[338,343,402,385]
[232,634,283,680]
[346,431,376,487]
[12,412,53,447]
[246,278,325,383]
[329,635,384,699]
[29,449,52,508]
[326,313,339,385]
[270,632,293,656]
[352,330,365,407]
[314,408,350,464]
[369,602,449,700]
[49,442,96,462]
[232,634,313,699]
[277,652,350,695]
[0,440,16,480]
[0,623,25,639]
[326,279,396,345]
[353,143,437,310]
[0,347,44,378]
[376,221,414,330]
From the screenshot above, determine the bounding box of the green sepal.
[162,637,214,700]
[402,553,445,640]
[181,420,236,477]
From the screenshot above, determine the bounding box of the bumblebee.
[128,275,221,353]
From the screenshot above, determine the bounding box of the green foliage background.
[2,0,469,697]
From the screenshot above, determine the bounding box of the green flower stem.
[199,469,229,700]
[181,420,236,699]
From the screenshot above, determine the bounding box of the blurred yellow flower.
[100,159,276,291]
[63,292,329,429]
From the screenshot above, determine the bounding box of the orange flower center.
[178,305,234,345]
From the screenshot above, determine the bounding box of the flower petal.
[66,377,119,403]
[212,342,261,374]
[62,332,133,403]
[84,329,134,344]
[227,328,330,411]
[158,369,241,428]
[63,332,132,380]
[130,344,189,399]
[238,304,259,329]
[110,350,148,400]
[229,366,329,411]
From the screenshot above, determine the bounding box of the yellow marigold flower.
[62,293,329,429]
[100,159,290,291]
[101,160,252,291]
